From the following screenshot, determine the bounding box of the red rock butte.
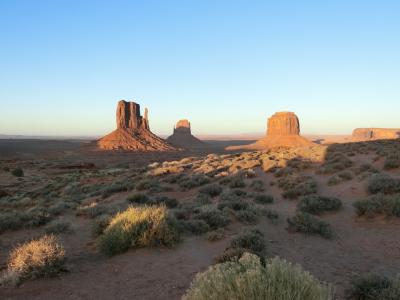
[97,100,176,151]
[166,119,204,149]
[352,128,400,141]
[226,111,313,150]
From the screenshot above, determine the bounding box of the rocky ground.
[0,138,400,299]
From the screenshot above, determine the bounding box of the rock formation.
[166,119,204,149]
[352,128,400,141]
[97,100,177,151]
[226,112,313,150]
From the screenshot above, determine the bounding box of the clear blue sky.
[1,0,399,136]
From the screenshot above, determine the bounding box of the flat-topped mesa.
[97,100,176,151]
[352,128,400,141]
[226,111,313,150]
[174,119,191,134]
[166,119,205,149]
[267,112,300,136]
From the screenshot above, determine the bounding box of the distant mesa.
[166,119,205,149]
[352,128,400,141]
[97,100,177,151]
[226,111,314,150]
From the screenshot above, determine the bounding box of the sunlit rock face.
[352,128,400,141]
[97,100,176,151]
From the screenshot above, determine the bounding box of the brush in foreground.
[183,253,334,300]
[1,234,65,285]
[99,205,180,256]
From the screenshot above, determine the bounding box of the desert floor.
[0,138,399,300]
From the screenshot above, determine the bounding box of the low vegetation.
[183,253,334,300]
[353,195,400,217]
[278,174,317,199]
[347,273,400,300]
[327,170,353,186]
[367,174,400,195]
[1,235,66,285]
[287,212,334,239]
[297,195,342,215]
[11,168,24,177]
[99,205,181,256]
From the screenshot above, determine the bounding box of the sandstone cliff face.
[352,128,400,141]
[267,112,300,136]
[97,100,176,151]
[166,119,204,149]
[226,112,313,150]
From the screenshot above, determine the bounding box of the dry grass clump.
[1,235,65,285]
[278,174,317,199]
[367,174,400,195]
[99,205,181,256]
[347,273,400,300]
[353,194,400,217]
[287,212,334,239]
[183,253,334,300]
[297,195,342,215]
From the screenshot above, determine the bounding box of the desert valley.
[1,100,400,300]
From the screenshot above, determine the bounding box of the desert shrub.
[0,210,52,233]
[195,193,212,205]
[254,194,274,204]
[180,174,210,189]
[383,153,400,170]
[127,194,150,204]
[230,229,266,256]
[163,173,185,184]
[327,171,353,186]
[101,182,131,198]
[298,195,342,215]
[278,175,317,199]
[218,199,249,211]
[198,184,222,197]
[234,208,259,224]
[152,195,178,208]
[183,253,333,300]
[181,220,210,235]
[354,163,379,175]
[353,195,400,217]
[207,228,225,242]
[214,247,250,264]
[44,221,71,234]
[76,203,110,218]
[367,174,400,194]
[135,178,159,191]
[99,205,181,256]
[194,208,230,229]
[91,215,111,236]
[346,273,400,300]
[3,235,65,284]
[287,158,312,170]
[11,168,24,177]
[3,166,10,172]
[219,188,247,201]
[318,153,353,174]
[228,175,246,188]
[250,179,265,192]
[287,212,334,239]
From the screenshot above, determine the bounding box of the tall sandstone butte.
[352,128,400,141]
[166,119,204,149]
[226,111,313,150]
[97,100,176,151]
